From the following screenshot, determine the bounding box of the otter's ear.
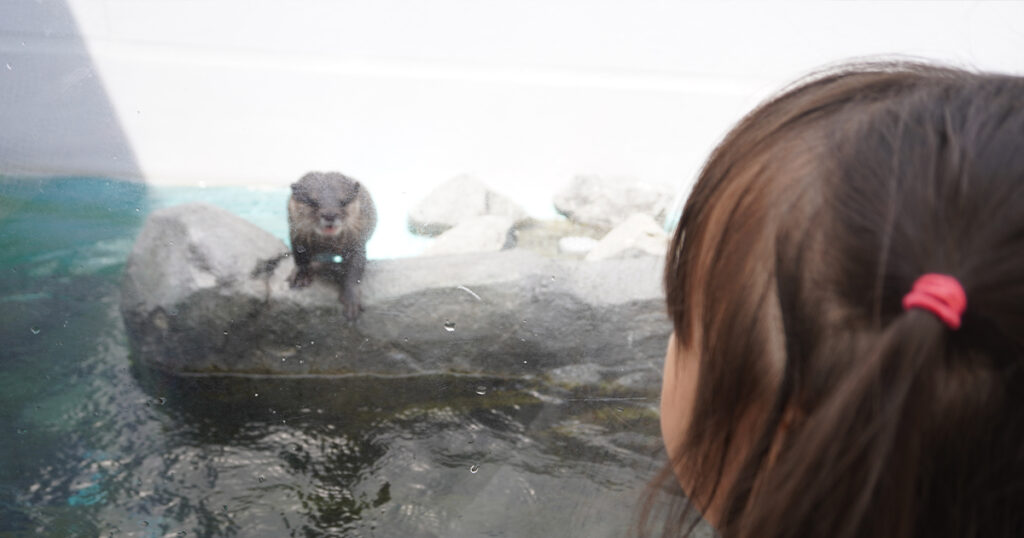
[291,183,314,205]
[351,182,361,194]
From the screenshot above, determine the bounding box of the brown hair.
[643,61,1024,537]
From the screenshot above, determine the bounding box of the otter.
[287,171,377,320]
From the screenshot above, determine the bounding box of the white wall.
[2,1,1023,213]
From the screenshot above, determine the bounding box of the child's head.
[650,62,1024,538]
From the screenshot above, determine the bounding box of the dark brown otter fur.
[288,171,377,320]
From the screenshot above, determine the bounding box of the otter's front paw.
[340,288,362,320]
[343,300,362,321]
[288,267,313,288]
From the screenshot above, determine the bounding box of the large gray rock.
[408,175,529,236]
[420,215,516,257]
[553,175,675,231]
[121,203,671,378]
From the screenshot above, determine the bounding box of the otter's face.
[290,174,362,237]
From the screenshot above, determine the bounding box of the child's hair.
[644,61,1024,537]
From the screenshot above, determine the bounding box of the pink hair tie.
[902,274,967,330]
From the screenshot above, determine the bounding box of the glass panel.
[2,2,1020,537]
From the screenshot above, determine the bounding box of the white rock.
[553,175,675,231]
[557,236,599,255]
[420,215,516,257]
[408,175,528,236]
[584,213,669,261]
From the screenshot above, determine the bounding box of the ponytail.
[733,311,946,538]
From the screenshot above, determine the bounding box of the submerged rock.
[610,366,663,392]
[121,203,670,378]
[548,363,605,386]
[553,175,675,231]
[407,175,529,236]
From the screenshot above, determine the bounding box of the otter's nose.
[320,213,339,222]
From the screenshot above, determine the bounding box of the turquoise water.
[0,177,663,537]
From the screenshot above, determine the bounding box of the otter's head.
[290,172,363,237]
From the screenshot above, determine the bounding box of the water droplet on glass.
[475,385,487,396]
[135,207,141,212]
[332,255,342,263]
[309,340,315,345]
[258,475,266,483]
[469,464,480,474]
[443,321,455,332]
[5,63,12,70]
[254,393,259,397]
[16,428,27,435]
[29,326,40,335]
[281,357,287,362]
[522,360,528,364]
[222,330,229,336]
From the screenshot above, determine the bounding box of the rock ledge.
[121,203,670,380]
